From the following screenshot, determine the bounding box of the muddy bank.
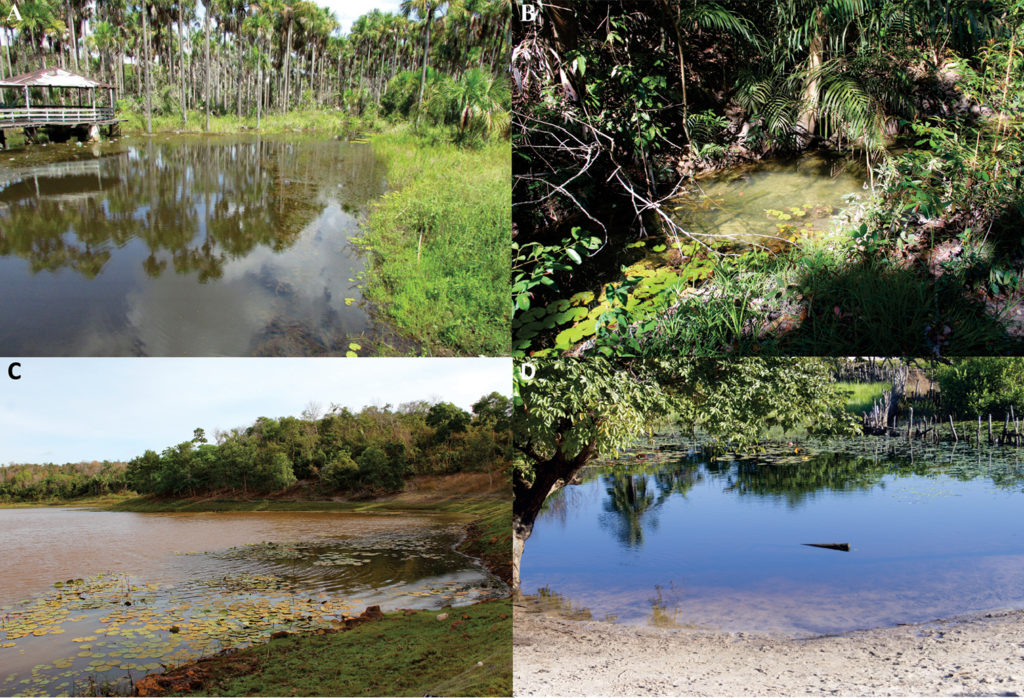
[514,607,1024,696]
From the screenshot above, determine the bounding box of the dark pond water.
[0,135,387,356]
[522,438,1024,637]
[0,509,503,695]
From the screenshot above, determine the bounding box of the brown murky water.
[0,508,457,604]
[0,508,503,695]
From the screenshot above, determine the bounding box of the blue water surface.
[522,440,1024,636]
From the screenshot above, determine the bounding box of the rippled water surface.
[0,509,501,694]
[0,136,386,355]
[522,439,1024,636]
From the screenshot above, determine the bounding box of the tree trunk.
[66,0,79,71]
[179,3,187,125]
[796,8,826,148]
[511,441,596,592]
[282,16,293,112]
[204,3,211,132]
[142,0,152,135]
[415,5,433,127]
[236,40,243,118]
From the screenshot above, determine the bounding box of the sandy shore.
[514,606,1024,696]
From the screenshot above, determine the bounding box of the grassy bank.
[137,599,511,697]
[119,107,370,136]
[130,494,510,697]
[838,381,890,415]
[361,128,510,355]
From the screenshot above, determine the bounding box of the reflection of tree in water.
[0,138,385,279]
[653,464,703,501]
[591,442,1024,520]
[520,586,594,621]
[594,463,702,547]
[704,450,933,508]
[600,474,658,547]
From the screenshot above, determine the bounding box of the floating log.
[802,543,850,552]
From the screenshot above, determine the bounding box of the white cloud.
[321,0,404,34]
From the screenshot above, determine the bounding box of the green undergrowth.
[0,493,135,509]
[182,599,511,697]
[360,128,510,355]
[524,233,1024,356]
[838,381,890,414]
[120,107,377,136]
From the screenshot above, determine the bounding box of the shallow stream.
[667,153,867,248]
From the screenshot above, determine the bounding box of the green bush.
[320,449,359,490]
[936,358,1024,418]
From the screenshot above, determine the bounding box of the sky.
[0,358,510,465]
[324,0,404,34]
[0,1,406,48]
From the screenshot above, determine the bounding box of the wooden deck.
[0,105,117,128]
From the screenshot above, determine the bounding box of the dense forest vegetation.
[0,0,509,139]
[0,392,511,503]
[512,0,1024,356]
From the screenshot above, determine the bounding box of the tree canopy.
[1,391,510,504]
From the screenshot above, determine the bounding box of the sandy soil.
[514,606,1024,696]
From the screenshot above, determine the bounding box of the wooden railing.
[0,105,116,125]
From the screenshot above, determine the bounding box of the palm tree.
[18,0,65,68]
[444,66,508,139]
[400,0,449,126]
[177,0,194,125]
[243,4,273,125]
[88,20,117,84]
[141,0,153,134]
[203,0,211,130]
[661,0,758,148]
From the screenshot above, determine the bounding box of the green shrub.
[935,358,1024,418]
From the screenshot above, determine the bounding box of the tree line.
[0,391,511,502]
[0,0,509,137]
[0,459,128,502]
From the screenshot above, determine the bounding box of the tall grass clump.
[837,381,890,415]
[361,128,510,355]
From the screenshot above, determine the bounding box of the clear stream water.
[0,135,386,356]
[667,153,867,247]
[522,438,1024,637]
[0,509,503,695]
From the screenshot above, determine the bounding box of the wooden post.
[908,407,914,441]
[978,415,982,448]
[989,414,994,445]
[949,415,958,443]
